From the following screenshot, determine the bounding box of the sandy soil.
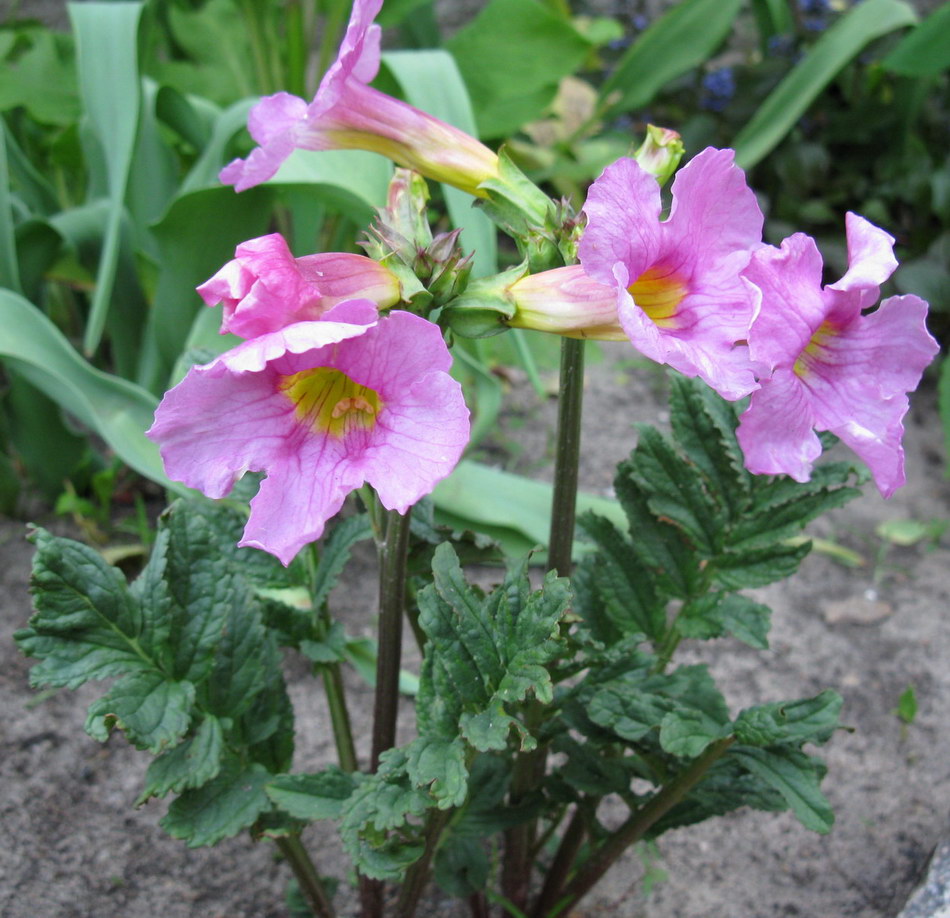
[2,341,949,918]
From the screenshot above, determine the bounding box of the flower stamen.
[280,366,382,438]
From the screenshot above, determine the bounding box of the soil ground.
[2,342,949,918]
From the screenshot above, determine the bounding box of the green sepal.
[161,760,273,848]
[266,768,357,821]
[440,262,525,339]
[138,715,226,803]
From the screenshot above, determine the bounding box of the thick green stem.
[547,737,735,917]
[504,337,587,908]
[370,506,413,770]
[321,662,358,773]
[547,337,586,577]
[275,834,336,918]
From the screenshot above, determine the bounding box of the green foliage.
[445,0,593,139]
[893,684,918,725]
[15,499,302,846]
[600,0,743,118]
[577,375,862,648]
[338,544,570,879]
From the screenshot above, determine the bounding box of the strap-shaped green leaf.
[69,1,144,356]
[882,3,950,76]
[0,289,181,491]
[599,0,742,117]
[734,0,918,168]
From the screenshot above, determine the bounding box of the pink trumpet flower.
[737,214,938,496]
[220,0,499,198]
[579,148,764,400]
[147,301,470,564]
[198,233,400,338]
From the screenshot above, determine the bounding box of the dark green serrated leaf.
[85,671,194,753]
[648,758,786,836]
[406,736,469,807]
[340,748,428,880]
[161,760,273,848]
[266,768,357,821]
[159,502,251,683]
[733,691,842,747]
[630,425,724,555]
[677,592,772,649]
[554,734,637,797]
[576,512,665,641]
[19,529,154,688]
[733,463,860,549]
[668,375,750,519]
[300,620,348,664]
[659,709,728,758]
[311,514,373,609]
[712,541,812,590]
[205,595,276,719]
[138,716,226,802]
[731,747,833,833]
[241,661,295,774]
[613,466,703,598]
[416,544,569,751]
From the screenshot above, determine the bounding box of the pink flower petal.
[148,310,469,564]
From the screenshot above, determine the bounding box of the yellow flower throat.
[279,367,382,437]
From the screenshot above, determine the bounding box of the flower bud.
[633,125,685,187]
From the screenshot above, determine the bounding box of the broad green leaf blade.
[267,769,356,820]
[417,544,570,752]
[733,691,843,748]
[85,670,195,752]
[882,4,950,76]
[139,716,226,801]
[0,290,181,491]
[731,747,834,833]
[734,0,919,168]
[179,97,256,194]
[68,1,144,355]
[382,49,497,277]
[599,0,742,117]
[162,760,272,848]
[0,118,21,292]
[15,528,151,689]
[445,0,592,138]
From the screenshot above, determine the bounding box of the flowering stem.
[546,737,735,917]
[547,337,586,576]
[504,336,587,907]
[275,834,336,918]
[370,506,413,770]
[321,663,358,773]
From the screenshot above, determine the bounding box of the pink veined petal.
[744,234,828,373]
[663,147,763,273]
[149,307,469,565]
[240,432,364,565]
[829,212,898,296]
[247,92,309,145]
[736,368,823,482]
[579,157,663,286]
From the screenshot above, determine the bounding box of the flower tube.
[147,301,470,564]
[220,0,499,198]
[737,213,938,496]
[199,233,401,338]
[579,148,764,400]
